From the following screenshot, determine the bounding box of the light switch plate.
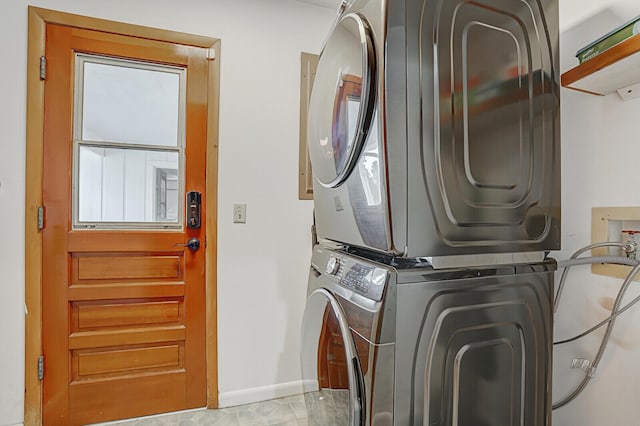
[233,203,246,223]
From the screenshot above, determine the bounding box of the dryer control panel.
[325,254,388,302]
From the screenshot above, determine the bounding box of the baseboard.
[218,380,304,408]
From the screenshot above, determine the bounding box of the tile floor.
[93,394,311,426]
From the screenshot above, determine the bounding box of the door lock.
[186,191,201,229]
[175,237,201,251]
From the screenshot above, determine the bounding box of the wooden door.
[42,23,209,425]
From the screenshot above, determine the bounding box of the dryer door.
[308,13,376,188]
[301,288,365,426]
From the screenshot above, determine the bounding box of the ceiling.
[296,0,341,10]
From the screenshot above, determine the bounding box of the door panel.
[42,23,208,425]
[75,301,181,328]
[74,344,182,376]
[74,254,183,280]
[68,373,187,425]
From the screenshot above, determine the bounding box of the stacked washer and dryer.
[300,0,560,425]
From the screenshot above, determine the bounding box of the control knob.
[326,256,340,275]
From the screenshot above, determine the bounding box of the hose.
[555,290,640,345]
[557,256,638,268]
[554,242,634,313]
[554,255,640,345]
[552,246,640,410]
[554,255,640,346]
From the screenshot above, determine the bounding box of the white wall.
[5,0,640,424]
[554,0,640,425]
[0,1,334,424]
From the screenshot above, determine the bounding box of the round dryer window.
[307,13,377,188]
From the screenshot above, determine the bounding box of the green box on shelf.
[576,16,640,64]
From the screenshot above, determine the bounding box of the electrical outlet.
[233,203,246,223]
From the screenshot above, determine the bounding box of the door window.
[307,13,376,188]
[73,54,186,229]
[301,289,363,425]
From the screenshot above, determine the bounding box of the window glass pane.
[307,14,372,187]
[301,297,351,425]
[78,146,179,224]
[82,61,180,146]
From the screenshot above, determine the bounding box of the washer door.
[307,13,376,188]
[301,288,365,426]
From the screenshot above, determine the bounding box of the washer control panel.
[325,255,388,302]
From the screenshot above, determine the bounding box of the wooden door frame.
[24,7,220,425]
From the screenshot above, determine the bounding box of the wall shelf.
[561,32,640,100]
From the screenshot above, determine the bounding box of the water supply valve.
[621,230,639,259]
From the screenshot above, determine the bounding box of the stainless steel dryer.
[308,0,561,259]
[301,245,554,425]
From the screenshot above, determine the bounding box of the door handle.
[175,237,200,251]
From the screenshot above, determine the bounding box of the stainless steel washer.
[301,245,554,425]
[301,245,395,425]
[394,260,554,426]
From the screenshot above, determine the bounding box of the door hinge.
[37,206,45,231]
[38,356,44,381]
[39,56,46,80]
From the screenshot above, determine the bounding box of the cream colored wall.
[0,1,334,424]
